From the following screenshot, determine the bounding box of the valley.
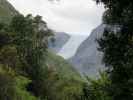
[0,0,130,100]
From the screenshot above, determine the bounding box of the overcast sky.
[8,0,105,35]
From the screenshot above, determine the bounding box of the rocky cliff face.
[48,33,87,59]
[69,24,106,77]
[48,32,70,53]
[58,35,87,59]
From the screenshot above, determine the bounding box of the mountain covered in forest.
[1,0,132,100]
[0,0,18,22]
[0,0,84,100]
[0,0,79,79]
[47,24,106,77]
[47,24,105,77]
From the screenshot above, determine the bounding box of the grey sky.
[8,0,105,35]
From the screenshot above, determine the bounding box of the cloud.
[8,0,105,35]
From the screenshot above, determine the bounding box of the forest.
[0,0,133,100]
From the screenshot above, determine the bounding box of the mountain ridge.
[0,0,18,23]
[0,0,81,79]
[48,32,70,53]
[69,24,106,77]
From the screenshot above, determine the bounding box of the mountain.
[0,1,84,99]
[0,0,81,79]
[45,51,81,79]
[69,24,106,77]
[48,33,87,59]
[0,0,18,23]
[48,32,70,53]
[58,35,87,59]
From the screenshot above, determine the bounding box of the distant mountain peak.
[48,32,70,53]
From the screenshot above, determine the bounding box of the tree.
[0,72,16,100]
[95,0,133,100]
[82,72,112,100]
[9,14,53,99]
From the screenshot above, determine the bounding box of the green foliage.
[0,66,37,100]
[8,14,53,99]
[15,76,38,100]
[98,27,133,100]
[44,51,81,79]
[0,12,85,100]
[0,0,18,23]
[0,1,108,100]
[82,72,112,100]
[0,12,51,99]
[95,0,133,25]
[27,51,84,100]
[95,0,133,100]
[0,45,23,72]
[54,78,84,100]
[0,72,16,100]
[42,66,84,100]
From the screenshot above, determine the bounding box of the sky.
[8,0,105,36]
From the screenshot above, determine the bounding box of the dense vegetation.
[0,0,18,23]
[95,0,133,100]
[1,0,133,100]
[74,0,133,100]
[0,12,89,99]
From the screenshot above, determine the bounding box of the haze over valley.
[0,0,131,100]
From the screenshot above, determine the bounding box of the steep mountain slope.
[0,1,83,99]
[48,32,70,53]
[45,51,81,79]
[69,24,106,77]
[0,0,81,79]
[58,35,87,59]
[0,0,18,23]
